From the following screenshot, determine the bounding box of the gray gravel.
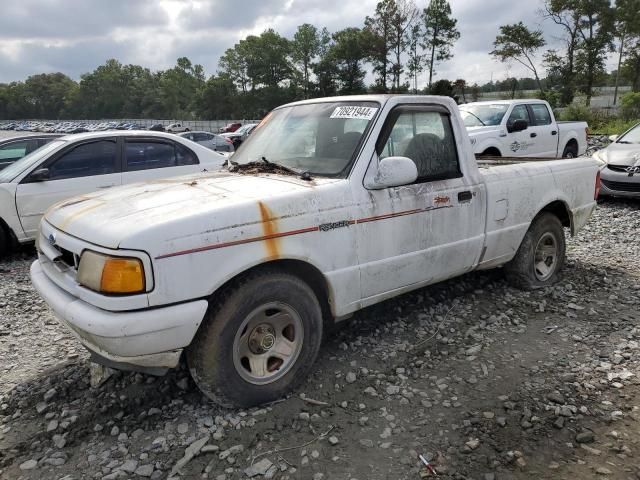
[0,139,639,479]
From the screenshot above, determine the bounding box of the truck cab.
[460,99,588,159]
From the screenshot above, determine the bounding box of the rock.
[119,459,138,473]
[177,423,189,434]
[328,436,339,446]
[169,435,210,477]
[359,439,374,448]
[496,417,507,427]
[386,385,400,395]
[19,459,38,470]
[346,372,357,383]
[46,419,58,432]
[134,464,154,477]
[576,431,595,444]
[299,412,310,421]
[553,417,565,429]
[546,392,565,404]
[465,438,480,450]
[244,458,273,478]
[580,444,601,456]
[596,467,612,475]
[43,388,57,402]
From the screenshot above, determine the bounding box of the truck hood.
[598,143,640,166]
[44,171,339,249]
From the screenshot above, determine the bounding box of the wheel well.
[565,139,578,151]
[0,217,17,251]
[215,259,335,325]
[480,147,501,157]
[538,201,571,230]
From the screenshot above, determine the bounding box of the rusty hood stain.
[44,171,340,249]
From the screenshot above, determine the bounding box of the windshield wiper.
[460,110,486,126]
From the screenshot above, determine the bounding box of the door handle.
[458,190,472,202]
[530,133,537,138]
[551,130,558,135]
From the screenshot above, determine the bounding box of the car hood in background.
[600,144,640,166]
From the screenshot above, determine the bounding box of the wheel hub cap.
[534,232,558,281]
[233,302,304,385]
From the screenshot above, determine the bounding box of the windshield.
[618,123,640,144]
[232,101,379,177]
[0,140,66,183]
[459,104,509,127]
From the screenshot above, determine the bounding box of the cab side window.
[507,105,530,127]
[378,108,460,183]
[530,104,552,125]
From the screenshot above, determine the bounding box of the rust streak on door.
[258,201,280,258]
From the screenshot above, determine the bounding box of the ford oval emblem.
[48,233,56,245]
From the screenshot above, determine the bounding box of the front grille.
[58,247,79,270]
[602,179,640,192]
[607,164,630,173]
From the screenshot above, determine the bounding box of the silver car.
[595,123,640,198]
[179,131,235,153]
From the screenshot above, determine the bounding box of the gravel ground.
[1,137,639,480]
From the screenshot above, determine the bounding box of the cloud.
[0,0,618,86]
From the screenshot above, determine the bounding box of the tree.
[421,0,460,91]
[330,28,368,94]
[22,73,76,119]
[389,0,418,91]
[406,22,424,93]
[314,28,339,97]
[364,0,397,91]
[613,0,640,102]
[291,24,322,98]
[160,57,206,118]
[219,45,249,92]
[453,79,467,102]
[491,22,546,95]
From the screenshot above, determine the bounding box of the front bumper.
[600,169,640,198]
[31,260,208,371]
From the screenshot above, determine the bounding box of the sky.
[0,0,618,87]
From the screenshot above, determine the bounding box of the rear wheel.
[187,269,323,407]
[504,213,566,290]
[562,142,578,158]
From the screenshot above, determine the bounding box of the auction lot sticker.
[330,106,378,120]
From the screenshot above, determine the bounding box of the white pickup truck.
[31,95,600,407]
[460,99,588,158]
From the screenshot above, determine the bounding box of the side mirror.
[29,168,50,182]
[508,119,528,133]
[365,156,418,190]
[608,134,619,142]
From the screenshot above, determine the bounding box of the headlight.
[78,251,145,294]
[592,150,607,166]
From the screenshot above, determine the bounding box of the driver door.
[505,104,538,156]
[353,105,486,299]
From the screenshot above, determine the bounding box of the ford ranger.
[460,99,588,158]
[30,95,600,407]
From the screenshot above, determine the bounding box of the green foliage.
[620,92,640,119]
[491,22,546,94]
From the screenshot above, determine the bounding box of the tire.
[562,143,578,158]
[504,213,566,290]
[187,269,323,407]
[0,226,6,257]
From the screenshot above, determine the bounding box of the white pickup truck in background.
[31,95,600,407]
[460,99,588,158]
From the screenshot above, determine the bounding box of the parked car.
[179,131,235,153]
[594,122,640,198]
[0,135,63,170]
[221,123,258,148]
[30,95,599,407]
[0,131,228,255]
[148,124,165,132]
[219,122,242,133]
[460,100,588,158]
[166,122,189,133]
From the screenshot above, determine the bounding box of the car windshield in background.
[618,123,640,144]
[459,104,509,127]
[0,140,66,183]
[232,101,379,177]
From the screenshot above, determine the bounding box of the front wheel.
[504,213,566,290]
[187,269,323,407]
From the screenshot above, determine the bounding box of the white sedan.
[0,131,227,256]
